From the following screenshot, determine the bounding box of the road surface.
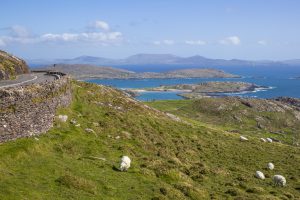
[0,73,56,89]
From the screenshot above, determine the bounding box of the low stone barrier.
[0,77,72,142]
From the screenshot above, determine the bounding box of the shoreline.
[124,85,274,99]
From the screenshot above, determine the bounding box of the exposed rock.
[0,50,30,80]
[257,122,264,129]
[92,122,99,127]
[58,115,68,122]
[165,113,181,122]
[85,128,95,133]
[121,131,131,139]
[275,97,300,108]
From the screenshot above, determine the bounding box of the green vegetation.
[147,98,300,145]
[0,81,299,199]
[0,50,29,80]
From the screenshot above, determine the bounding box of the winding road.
[0,73,56,89]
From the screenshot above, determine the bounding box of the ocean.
[87,65,300,101]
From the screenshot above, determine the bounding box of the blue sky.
[0,0,300,60]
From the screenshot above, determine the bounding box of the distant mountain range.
[27,53,300,67]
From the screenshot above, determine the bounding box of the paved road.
[0,73,56,89]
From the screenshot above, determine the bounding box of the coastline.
[124,84,274,100]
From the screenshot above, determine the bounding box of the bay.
[86,65,300,101]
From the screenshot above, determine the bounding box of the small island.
[128,81,270,99]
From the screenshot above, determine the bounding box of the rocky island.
[129,81,269,99]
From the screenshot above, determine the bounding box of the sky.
[0,0,300,60]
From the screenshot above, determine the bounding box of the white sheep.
[267,162,274,170]
[120,156,131,171]
[255,171,265,180]
[266,138,273,143]
[273,175,286,186]
[260,138,266,142]
[240,136,248,141]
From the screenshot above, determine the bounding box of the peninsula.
[39,64,240,79]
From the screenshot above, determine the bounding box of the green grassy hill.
[0,81,299,199]
[147,98,300,146]
[0,50,29,80]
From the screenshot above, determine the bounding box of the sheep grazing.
[267,162,274,170]
[255,171,265,180]
[120,156,131,172]
[266,138,273,143]
[240,136,249,141]
[260,138,266,142]
[273,175,286,186]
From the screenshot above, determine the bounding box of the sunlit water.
[87,65,300,101]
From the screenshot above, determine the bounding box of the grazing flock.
[58,114,287,188]
[240,135,286,187]
[118,136,287,187]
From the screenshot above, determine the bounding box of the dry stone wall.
[0,77,72,142]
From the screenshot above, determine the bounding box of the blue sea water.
[87,65,300,101]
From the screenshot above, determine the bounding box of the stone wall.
[0,77,72,142]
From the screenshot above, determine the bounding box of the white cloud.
[220,36,241,45]
[185,40,206,45]
[0,21,122,46]
[163,40,174,45]
[258,40,267,45]
[153,39,175,45]
[0,35,37,45]
[41,33,79,42]
[10,25,30,38]
[153,41,161,45]
[90,20,110,31]
[41,31,122,43]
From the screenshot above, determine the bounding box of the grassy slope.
[0,82,299,200]
[146,99,300,145]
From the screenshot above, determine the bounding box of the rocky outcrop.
[0,77,72,142]
[275,97,300,109]
[0,50,30,80]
